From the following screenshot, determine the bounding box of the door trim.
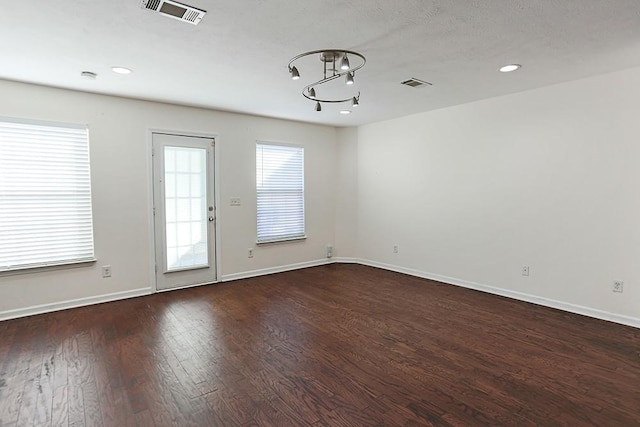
[147,128,221,293]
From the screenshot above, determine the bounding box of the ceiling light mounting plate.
[319,51,344,63]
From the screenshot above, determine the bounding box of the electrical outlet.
[393,244,399,254]
[102,265,112,278]
[230,197,241,206]
[613,280,623,293]
[326,245,333,258]
[248,248,254,258]
[522,265,530,276]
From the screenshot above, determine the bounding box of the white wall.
[356,67,640,324]
[3,66,640,327]
[334,127,358,259]
[0,80,337,316]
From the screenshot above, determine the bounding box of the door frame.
[147,128,221,293]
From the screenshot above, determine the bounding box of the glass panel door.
[152,133,217,291]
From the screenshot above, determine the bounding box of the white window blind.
[256,143,305,243]
[0,118,95,271]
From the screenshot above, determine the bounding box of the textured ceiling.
[1,1,640,127]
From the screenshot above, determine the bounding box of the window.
[163,145,209,270]
[0,118,95,271]
[256,143,305,243]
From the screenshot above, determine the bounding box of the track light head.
[315,101,322,112]
[309,87,316,99]
[290,66,300,80]
[340,53,350,71]
[345,72,354,85]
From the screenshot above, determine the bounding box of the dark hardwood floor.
[0,264,638,426]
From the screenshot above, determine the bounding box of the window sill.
[0,258,97,277]
[256,236,307,246]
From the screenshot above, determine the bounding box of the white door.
[152,133,216,291]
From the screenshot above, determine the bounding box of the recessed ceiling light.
[111,66,132,75]
[499,64,521,73]
[340,110,351,115]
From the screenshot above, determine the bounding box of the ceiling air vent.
[401,78,432,88]
[140,0,206,25]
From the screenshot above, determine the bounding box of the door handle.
[208,216,215,222]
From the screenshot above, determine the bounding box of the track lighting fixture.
[287,49,366,112]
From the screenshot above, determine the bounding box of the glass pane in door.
[164,146,208,270]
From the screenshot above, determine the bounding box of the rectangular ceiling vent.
[401,78,432,88]
[140,0,206,25]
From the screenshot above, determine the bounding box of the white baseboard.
[1,260,336,322]
[332,257,359,263]
[3,258,638,329]
[356,259,640,329]
[221,258,334,282]
[0,287,152,322]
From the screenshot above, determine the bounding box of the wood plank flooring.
[0,264,639,426]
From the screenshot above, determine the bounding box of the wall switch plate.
[248,248,254,258]
[102,265,112,278]
[230,197,241,206]
[522,266,530,276]
[613,280,623,293]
